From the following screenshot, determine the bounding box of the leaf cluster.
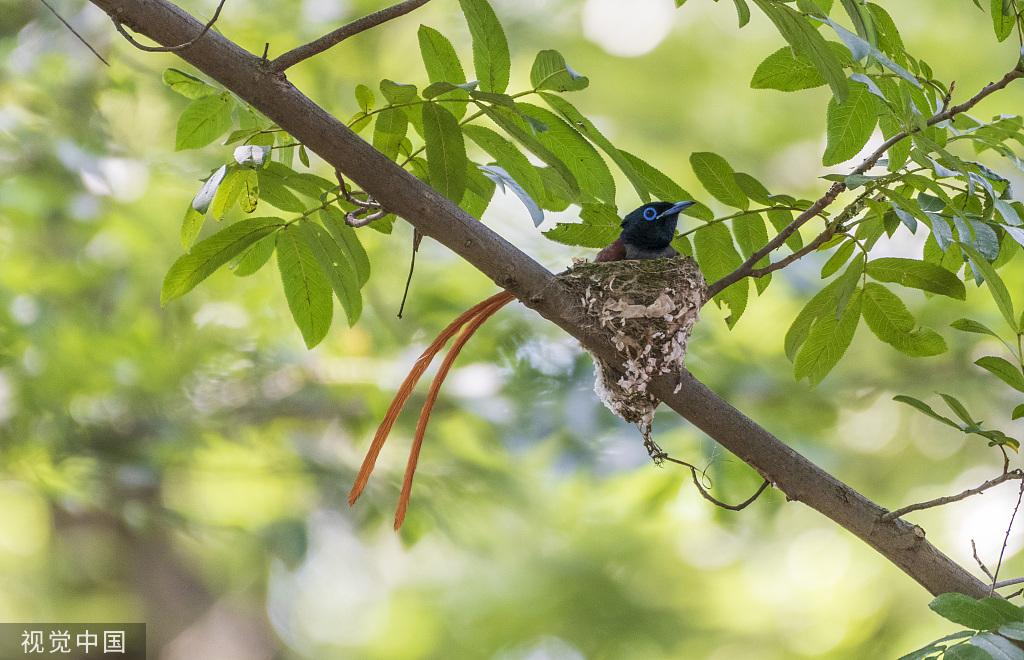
[902,593,1024,660]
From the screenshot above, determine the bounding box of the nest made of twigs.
[557,256,706,427]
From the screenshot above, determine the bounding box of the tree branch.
[111,0,226,52]
[704,67,1024,302]
[89,0,995,599]
[269,0,433,72]
[880,470,1024,523]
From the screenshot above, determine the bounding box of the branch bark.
[89,0,993,599]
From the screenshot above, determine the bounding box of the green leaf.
[477,104,580,199]
[543,203,621,248]
[618,151,709,219]
[354,84,375,113]
[976,356,1024,393]
[298,219,362,326]
[930,593,1024,630]
[163,68,217,99]
[422,103,468,204]
[516,102,616,205]
[257,168,305,213]
[821,240,855,278]
[785,278,842,362]
[732,213,771,293]
[960,243,1018,331]
[379,79,419,105]
[862,282,947,356]
[823,81,879,166]
[462,160,497,220]
[181,206,205,251]
[162,217,284,305]
[458,0,511,94]
[321,208,371,287]
[690,152,748,210]
[238,169,259,213]
[839,0,876,46]
[733,172,772,206]
[969,632,1024,660]
[993,0,1016,42]
[276,225,333,349]
[418,26,470,121]
[530,50,589,92]
[175,93,235,151]
[463,124,545,209]
[231,233,276,277]
[893,395,963,430]
[539,93,648,203]
[794,287,862,385]
[695,222,748,327]
[750,42,850,92]
[951,317,1004,339]
[211,166,250,220]
[373,107,409,161]
[938,393,978,428]
[732,0,751,27]
[768,208,803,252]
[750,0,849,104]
[866,257,967,300]
[1013,404,1024,420]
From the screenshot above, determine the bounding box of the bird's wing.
[595,237,627,262]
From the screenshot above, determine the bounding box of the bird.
[595,200,696,262]
[349,200,696,529]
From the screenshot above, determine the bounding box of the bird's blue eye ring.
[643,207,657,221]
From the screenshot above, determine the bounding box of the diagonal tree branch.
[704,67,1024,302]
[269,0,434,72]
[90,0,994,599]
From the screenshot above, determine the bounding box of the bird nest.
[556,256,706,433]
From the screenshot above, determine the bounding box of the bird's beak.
[658,201,696,218]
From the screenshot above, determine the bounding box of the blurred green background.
[2,0,1024,657]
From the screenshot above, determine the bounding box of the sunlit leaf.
[975,356,1024,393]
[862,282,947,356]
[690,151,748,210]
[893,395,963,430]
[162,217,284,305]
[930,593,1024,630]
[865,257,967,300]
[298,218,361,326]
[794,287,862,386]
[175,93,235,151]
[695,222,747,327]
[277,224,333,348]
[163,68,217,99]
[823,81,879,166]
[516,102,616,205]
[422,103,468,203]
[530,50,589,92]
[458,0,511,94]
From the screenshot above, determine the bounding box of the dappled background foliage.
[3,0,1024,658]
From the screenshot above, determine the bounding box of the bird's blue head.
[620,201,695,250]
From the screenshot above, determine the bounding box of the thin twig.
[881,470,1024,523]
[994,576,1024,589]
[38,0,110,66]
[397,230,422,318]
[657,452,771,511]
[990,478,1024,595]
[270,0,433,72]
[973,539,995,580]
[112,0,226,52]
[704,67,1024,302]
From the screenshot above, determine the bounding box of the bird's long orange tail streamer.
[348,290,516,528]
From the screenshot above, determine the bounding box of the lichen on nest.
[556,256,706,440]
